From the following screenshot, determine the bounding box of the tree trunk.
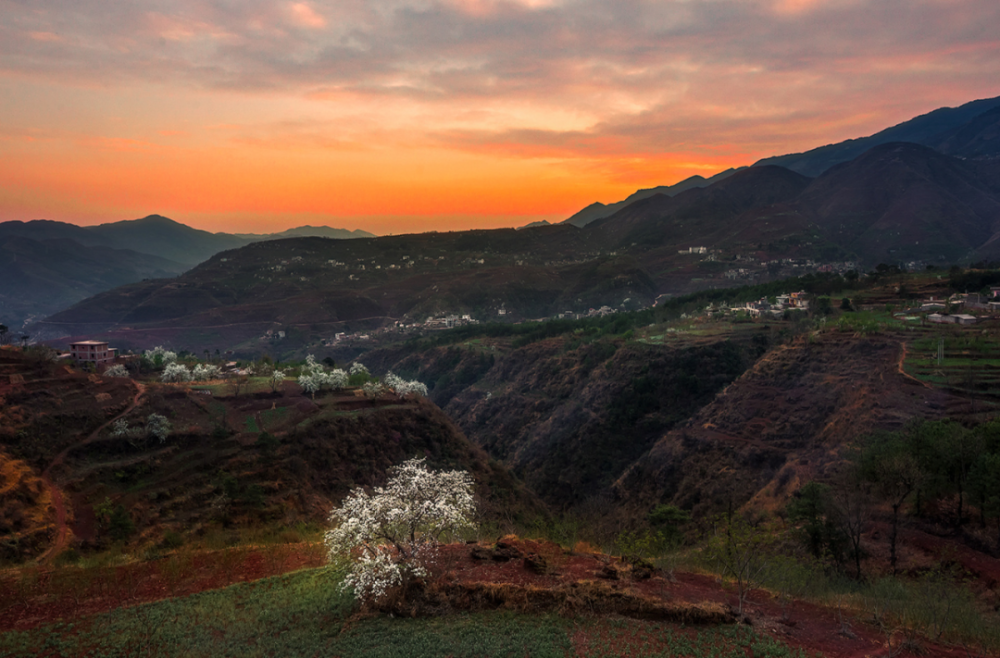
[890,503,900,574]
[957,485,964,528]
[853,537,863,580]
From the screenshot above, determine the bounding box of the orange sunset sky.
[2,0,999,235]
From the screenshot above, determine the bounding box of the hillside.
[756,94,1000,176]
[565,94,1000,228]
[0,348,540,560]
[0,216,374,330]
[33,228,660,349]
[562,169,741,228]
[612,322,1000,519]
[793,142,1000,264]
[0,236,186,329]
[359,322,780,511]
[588,166,815,255]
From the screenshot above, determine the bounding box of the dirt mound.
[378,577,734,625]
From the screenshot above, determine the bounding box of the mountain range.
[565,95,1000,228]
[0,217,374,329]
[30,100,1000,349]
[8,93,1000,341]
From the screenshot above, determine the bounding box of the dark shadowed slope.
[563,169,741,227]
[0,236,185,328]
[755,95,1000,176]
[934,104,1000,160]
[793,142,1000,264]
[587,165,814,251]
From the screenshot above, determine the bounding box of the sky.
[1,0,999,235]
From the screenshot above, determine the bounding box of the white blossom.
[299,373,321,396]
[324,369,348,390]
[349,362,369,377]
[146,414,172,442]
[383,372,428,398]
[191,364,222,381]
[325,458,476,603]
[111,418,131,438]
[161,362,192,382]
[298,356,348,396]
[143,345,177,365]
[104,364,129,378]
[362,381,386,399]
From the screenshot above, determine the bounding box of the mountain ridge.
[0,216,376,328]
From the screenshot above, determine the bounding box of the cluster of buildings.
[423,314,478,330]
[551,306,619,321]
[915,290,1000,325]
[707,291,811,319]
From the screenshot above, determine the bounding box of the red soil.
[36,381,147,564]
[0,538,988,658]
[430,539,980,658]
[0,542,327,633]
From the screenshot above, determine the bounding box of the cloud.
[288,2,328,28]
[1,0,999,194]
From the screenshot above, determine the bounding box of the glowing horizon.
[2,0,999,235]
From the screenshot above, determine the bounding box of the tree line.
[787,418,1000,579]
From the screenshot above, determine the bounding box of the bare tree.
[704,514,775,615]
[860,432,923,574]
[830,465,874,580]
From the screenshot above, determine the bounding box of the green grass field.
[0,567,812,658]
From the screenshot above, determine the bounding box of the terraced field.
[899,323,1000,421]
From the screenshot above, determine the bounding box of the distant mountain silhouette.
[0,215,376,328]
[0,235,185,328]
[755,95,1000,176]
[588,166,812,250]
[934,104,1000,160]
[85,215,249,266]
[235,225,376,240]
[562,169,741,227]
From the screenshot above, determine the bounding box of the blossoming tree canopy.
[324,457,476,602]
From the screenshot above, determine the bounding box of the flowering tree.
[297,354,347,398]
[362,381,387,400]
[348,361,371,386]
[383,372,429,398]
[104,364,130,378]
[161,362,193,382]
[268,368,286,392]
[325,457,476,603]
[143,346,177,369]
[111,414,172,445]
[192,363,222,381]
[146,413,172,442]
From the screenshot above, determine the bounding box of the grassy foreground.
[0,566,811,658]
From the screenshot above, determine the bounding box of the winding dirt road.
[37,381,146,564]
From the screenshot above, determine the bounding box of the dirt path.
[37,381,146,564]
[897,341,933,389]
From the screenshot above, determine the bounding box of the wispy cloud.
[1,0,999,229]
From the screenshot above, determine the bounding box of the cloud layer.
[1,0,999,230]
